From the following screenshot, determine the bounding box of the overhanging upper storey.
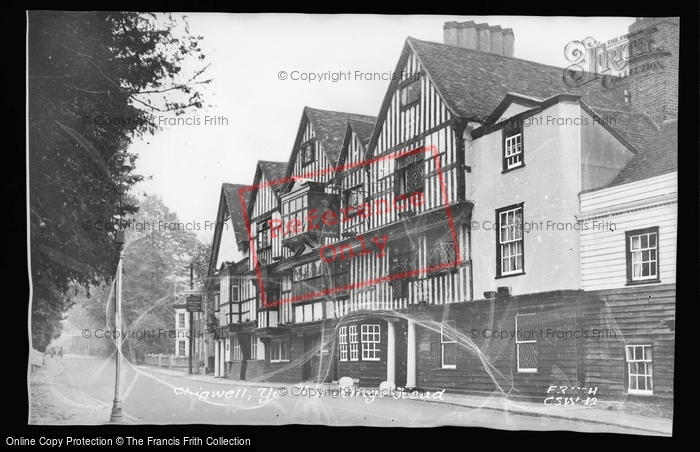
[278,178,341,253]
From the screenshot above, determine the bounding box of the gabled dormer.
[282,107,375,186]
[246,160,288,269]
[207,183,251,290]
[335,118,376,235]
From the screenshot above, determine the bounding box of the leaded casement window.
[343,185,363,218]
[338,327,348,362]
[302,141,316,166]
[626,345,653,395]
[496,204,524,276]
[361,324,380,361]
[178,340,186,357]
[515,314,538,372]
[426,228,459,270]
[349,325,359,361]
[178,312,185,328]
[389,237,418,300]
[270,339,290,363]
[626,227,660,283]
[231,284,240,302]
[394,151,424,197]
[440,323,457,369]
[399,80,420,109]
[503,120,523,171]
[257,218,271,251]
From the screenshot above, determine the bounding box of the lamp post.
[189,264,193,375]
[110,150,131,423]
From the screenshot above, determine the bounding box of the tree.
[78,195,203,361]
[28,11,210,351]
[188,239,216,327]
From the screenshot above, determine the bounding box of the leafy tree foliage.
[79,195,205,361]
[28,11,210,351]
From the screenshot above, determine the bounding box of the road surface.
[38,355,659,433]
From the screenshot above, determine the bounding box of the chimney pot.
[443,21,514,57]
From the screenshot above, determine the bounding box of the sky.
[128,14,637,241]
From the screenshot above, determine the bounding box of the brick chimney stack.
[627,17,679,125]
[444,21,514,58]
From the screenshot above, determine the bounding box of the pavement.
[139,364,673,436]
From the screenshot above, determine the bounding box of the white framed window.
[440,323,457,369]
[361,324,380,361]
[339,326,348,362]
[178,312,185,328]
[504,133,523,169]
[250,333,257,360]
[515,314,537,373]
[349,325,359,361]
[270,339,290,363]
[497,204,524,276]
[626,345,653,395]
[178,340,186,357]
[626,227,659,283]
[233,336,242,361]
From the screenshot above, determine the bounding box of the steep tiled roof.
[407,37,630,119]
[221,183,251,241]
[305,107,376,166]
[348,118,376,147]
[607,120,678,187]
[258,160,288,186]
[587,107,659,154]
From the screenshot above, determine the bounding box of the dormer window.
[503,120,523,172]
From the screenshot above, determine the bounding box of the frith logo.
[562,27,664,89]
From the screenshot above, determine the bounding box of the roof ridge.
[304,106,375,119]
[406,36,586,72]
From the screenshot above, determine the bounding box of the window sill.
[496,272,525,280]
[626,391,654,396]
[441,366,456,370]
[517,369,537,374]
[625,279,660,286]
[502,163,525,174]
